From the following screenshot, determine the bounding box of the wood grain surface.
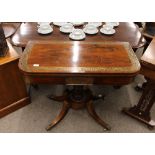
[19,41,140,75]
[11,22,145,49]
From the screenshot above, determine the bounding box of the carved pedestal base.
[46,85,110,131]
[122,79,155,129]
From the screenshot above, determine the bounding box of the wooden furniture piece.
[135,23,155,92]
[0,24,8,57]
[0,41,30,118]
[142,22,155,51]
[11,22,146,50]
[134,22,143,28]
[123,38,155,129]
[19,41,140,131]
[2,23,21,38]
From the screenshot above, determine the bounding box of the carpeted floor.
[0,47,155,133]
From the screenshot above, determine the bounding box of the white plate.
[69,33,86,40]
[83,27,98,34]
[69,29,86,40]
[60,27,74,33]
[37,28,53,34]
[106,22,119,27]
[88,22,102,27]
[100,28,116,35]
[71,22,85,26]
[37,22,51,25]
[53,22,68,26]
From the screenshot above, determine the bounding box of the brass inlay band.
[27,66,137,73]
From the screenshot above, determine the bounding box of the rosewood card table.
[19,41,140,130]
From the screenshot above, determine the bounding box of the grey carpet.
[0,47,154,133]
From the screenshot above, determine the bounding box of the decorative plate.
[88,22,102,27]
[69,29,86,40]
[53,22,68,26]
[100,28,116,35]
[37,28,53,34]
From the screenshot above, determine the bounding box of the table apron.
[23,75,134,85]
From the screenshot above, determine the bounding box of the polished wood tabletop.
[2,23,21,38]
[11,22,145,49]
[19,41,140,74]
[19,41,140,85]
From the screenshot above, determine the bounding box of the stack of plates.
[83,24,98,34]
[100,23,118,35]
[88,22,102,27]
[105,22,119,27]
[53,22,68,26]
[38,28,53,34]
[38,22,119,36]
[71,22,85,26]
[69,29,86,40]
[100,28,115,35]
[37,23,53,34]
[60,23,74,33]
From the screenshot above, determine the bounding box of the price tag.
[33,64,39,67]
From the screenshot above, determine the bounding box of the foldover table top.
[19,41,140,76]
[11,22,145,49]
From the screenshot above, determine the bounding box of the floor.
[0,47,155,133]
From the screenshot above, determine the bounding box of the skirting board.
[0,97,30,118]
